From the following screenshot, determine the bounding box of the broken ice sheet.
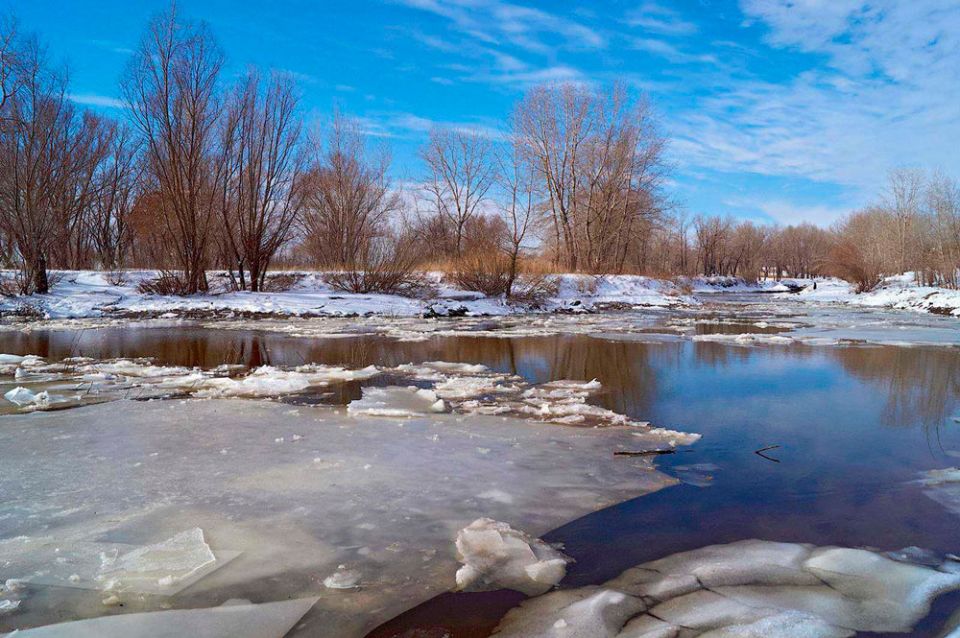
[97,528,216,592]
[347,386,446,417]
[5,597,318,638]
[0,399,677,637]
[9,529,239,596]
[3,386,51,409]
[494,540,960,638]
[454,518,571,596]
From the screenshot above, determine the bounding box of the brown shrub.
[137,273,192,296]
[323,235,433,297]
[827,240,882,293]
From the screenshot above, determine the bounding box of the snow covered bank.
[3,270,959,324]
[494,539,960,637]
[786,273,960,317]
[0,270,695,320]
[0,399,678,636]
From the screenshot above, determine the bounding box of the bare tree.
[123,7,226,294]
[496,135,539,296]
[513,82,667,272]
[300,113,400,269]
[884,168,923,275]
[90,123,143,272]
[420,127,494,260]
[0,38,105,293]
[219,70,304,291]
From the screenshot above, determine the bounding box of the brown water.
[1,313,959,636]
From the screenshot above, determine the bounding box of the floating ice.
[4,386,50,409]
[494,540,960,637]
[920,467,960,486]
[454,518,572,596]
[0,399,676,636]
[0,598,20,616]
[347,386,446,417]
[323,567,361,589]
[6,597,319,638]
[97,527,216,592]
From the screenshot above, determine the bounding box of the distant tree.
[420,128,494,260]
[300,113,400,269]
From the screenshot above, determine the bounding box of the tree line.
[1,9,957,297]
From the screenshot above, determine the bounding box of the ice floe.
[347,386,447,417]
[0,399,678,636]
[4,597,319,638]
[3,386,51,409]
[454,518,572,596]
[0,353,697,444]
[494,540,960,637]
[97,528,216,593]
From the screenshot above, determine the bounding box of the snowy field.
[0,271,694,320]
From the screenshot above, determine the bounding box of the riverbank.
[1,270,958,321]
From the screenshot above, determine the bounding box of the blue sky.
[14,0,960,226]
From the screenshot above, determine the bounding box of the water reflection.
[1,328,957,432]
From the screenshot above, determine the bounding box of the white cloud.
[393,0,604,53]
[67,93,125,109]
[726,196,852,226]
[625,2,698,36]
[631,38,718,65]
[671,1,960,194]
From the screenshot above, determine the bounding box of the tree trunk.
[34,255,49,294]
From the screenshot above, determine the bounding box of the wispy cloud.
[670,0,960,195]
[631,38,718,65]
[392,0,604,53]
[354,111,508,141]
[625,2,698,37]
[68,93,125,109]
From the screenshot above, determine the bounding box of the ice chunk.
[194,364,378,398]
[695,611,852,638]
[454,518,571,596]
[920,467,960,485]
[495,587,646,638]
[98,527,216,591]
[0,598,20,615]
[493,540,960,637]
[4,386,50,408]
[919,467,960,520]
[6,597,319,638]
[347,386,446,417]
[323,568,361,589]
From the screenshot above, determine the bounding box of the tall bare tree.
[300,113,400,268]
[219,70,304,291]
[496,135,539,296]
[514,82,667,272]
[90,122,142,272]
[123,7,225,293]
[0,38,105,293]
[420,128,494,260]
